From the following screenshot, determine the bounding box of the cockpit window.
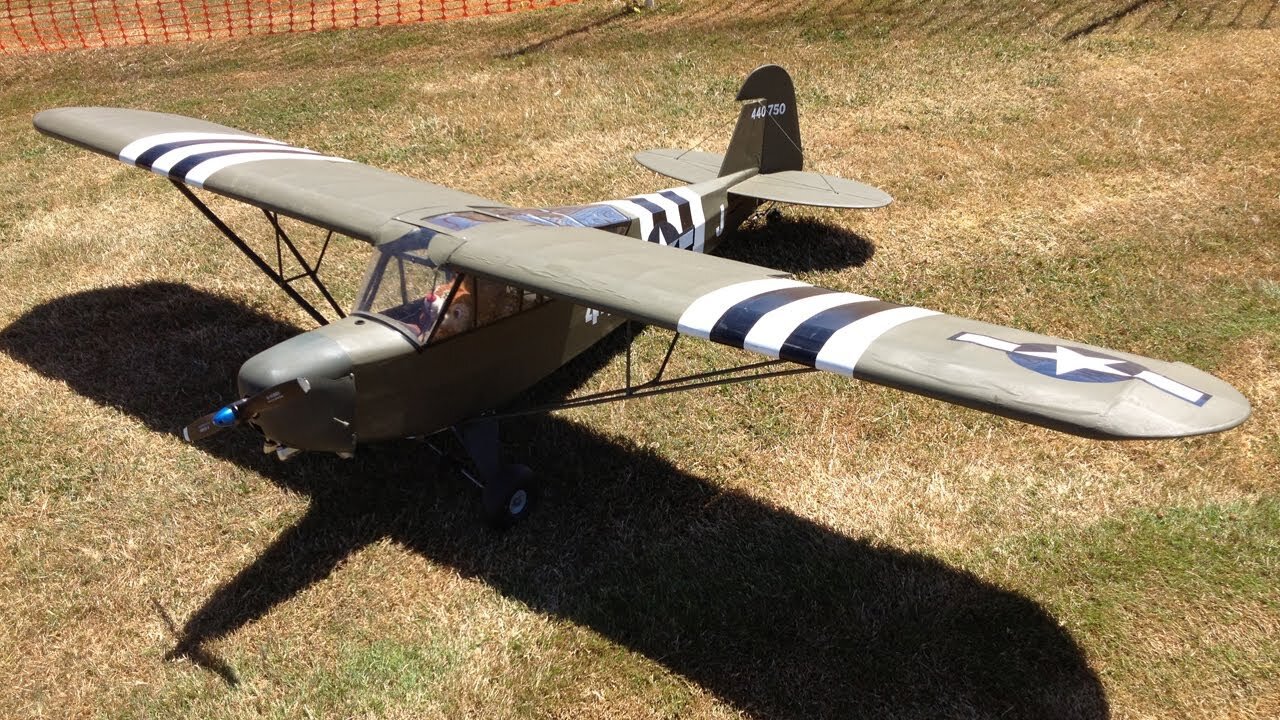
[477,204,629,233]
[564,204,629,227]
[482,207,582,227]
[354,230,455,343]
[423,211,503,232]
[425,274,550,345]
[354,229,552,345]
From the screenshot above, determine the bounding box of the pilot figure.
[420,274,474,341]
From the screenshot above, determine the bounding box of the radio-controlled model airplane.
[35,65,1250,526]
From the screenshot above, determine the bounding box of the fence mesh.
[1,0,577,53]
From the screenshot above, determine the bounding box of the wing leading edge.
[439,222,1248,439]
[34,107,504,243]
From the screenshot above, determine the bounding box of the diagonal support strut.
[171,181,337,326]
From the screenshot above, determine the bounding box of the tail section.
[718,64,803,177]
[633,65,892,209]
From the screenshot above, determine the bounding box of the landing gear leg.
[453,420,538,529]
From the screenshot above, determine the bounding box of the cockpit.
[352,227,554,345]
[353,205,632,345]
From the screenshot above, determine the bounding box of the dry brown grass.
[1,1,1277,718]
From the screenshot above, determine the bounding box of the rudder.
[718,65,803,177]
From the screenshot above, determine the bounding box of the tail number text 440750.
[750,103,787,120]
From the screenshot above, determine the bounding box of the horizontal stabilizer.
[636,148,892,209]
[731,171,892,209]
[634,148,723,184]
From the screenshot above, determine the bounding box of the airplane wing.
[433,220,1250,439]
[33,107,502,244]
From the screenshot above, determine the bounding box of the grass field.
[1,1,1277,718]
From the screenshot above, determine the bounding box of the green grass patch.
[976,498,1280,716]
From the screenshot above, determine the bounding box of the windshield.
[354,229,456,343]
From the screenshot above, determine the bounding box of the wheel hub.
[508,489,528,515]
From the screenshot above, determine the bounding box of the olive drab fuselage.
[236,186,760,453]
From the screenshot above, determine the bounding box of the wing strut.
[478,322,817,422]
[170,181,345,326]
[260,209,346,320]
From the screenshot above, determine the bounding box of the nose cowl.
[237,331,356,452]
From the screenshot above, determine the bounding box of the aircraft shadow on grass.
[2,278,1107,719]
[721,215,877,272]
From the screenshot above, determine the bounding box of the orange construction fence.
[1,0,578,53]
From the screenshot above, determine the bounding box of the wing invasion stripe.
[133,138,284,170]
[743,291,878,358]
[184,151,353,187]
[149,141,317,174]
[120,131,284,164]
[778,300,904,366]
[167,147,321,180]
[678,278,808,338]
[814,306,940,375]
[709,285,831,347]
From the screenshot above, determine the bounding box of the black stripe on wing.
[166,148,319,180]
[708,286,830,347]
[133,138,280,170]
[778,300,904,365]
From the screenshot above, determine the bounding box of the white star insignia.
[1014,346,1131,377]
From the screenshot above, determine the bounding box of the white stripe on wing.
[677,278,808,339]
[743,292,877,358]
[149,142,320,174]
[119,131,284,164]
[814,307,939,375]
[184,151,352,187]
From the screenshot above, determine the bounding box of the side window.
[427,274,551,344]
[521,289,548,311]
[475,277,523,326]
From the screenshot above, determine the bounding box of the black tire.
[766,208,783,224]
[481,463,536,529]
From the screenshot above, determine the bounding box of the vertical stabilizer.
[718,64,803,177]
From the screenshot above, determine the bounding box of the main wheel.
[481,463,537,529]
